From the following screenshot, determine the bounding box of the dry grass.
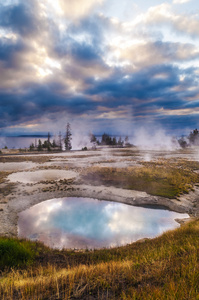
[0,171,16,197]
[81,163,199,198]
[0,171,11,184]
[68,154,98,159]
[0,219,199,299]
[0,155,51,164]
[175,159,199,171]
[142,158,199,171]
[37,166,67,170]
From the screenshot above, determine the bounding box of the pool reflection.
[18,197,189,249]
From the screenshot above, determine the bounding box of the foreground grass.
[82,163,199,198]
[0,237,35,270]
[0,219,199,299]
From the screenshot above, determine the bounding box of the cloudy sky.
[0,0,199,137]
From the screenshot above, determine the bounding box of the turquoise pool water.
[18,197,189,249]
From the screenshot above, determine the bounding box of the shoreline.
[0,182,196,238]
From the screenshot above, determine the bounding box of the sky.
[0,0,199,137]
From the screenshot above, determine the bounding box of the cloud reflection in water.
[18,197,189,249]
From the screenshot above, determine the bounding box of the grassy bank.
[81,162,199,198]
[0,219,199,299]
[0,237,35,270]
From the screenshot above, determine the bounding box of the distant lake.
[0,136,47,149]
[18,197,189,250]
[0,135,127,150]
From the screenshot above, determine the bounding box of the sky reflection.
[18,197,189,249]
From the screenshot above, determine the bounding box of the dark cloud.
[68,15,109,45]
[86,64,179,100]
[154,114,199,133]
[148,41,199,62]
[0,82,97,128]
[1,58,197,131]
[0,2,39,36]
[26,84,95,114]
[52,15,107,63]
[184,100,199,109]
[71,42,101,63]
[0,38,25,68]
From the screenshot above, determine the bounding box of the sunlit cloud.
[158,107,199,116]
[173,0,191,3]
[41,0,63,16]
[59,0,104,19]
[144,3,199,37]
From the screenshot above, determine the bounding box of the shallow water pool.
[18,197,189,249]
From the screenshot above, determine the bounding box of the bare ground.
[0,147,199,237]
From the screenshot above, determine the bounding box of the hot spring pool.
[18,197,189,249]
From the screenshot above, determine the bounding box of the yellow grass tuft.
[81,164,199,198]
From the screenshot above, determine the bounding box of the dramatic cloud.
[0,0,199,137]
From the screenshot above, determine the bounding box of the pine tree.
[90,133,97,143]
[58,132,62,151]
[64,123,72,150]
[112,137,117,145]
[47,132,51,151]
[52,139,57,148]
[29,143,34,151]
[118,136,123,147]
[37,139,43,151]
[188,129,199,145]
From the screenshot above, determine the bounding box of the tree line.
[29,125,199,152]
[90,133,132,148]
[29,123,72,152]
[178,129,199,148]
[29,125,132,152]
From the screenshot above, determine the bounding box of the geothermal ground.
[0,147,199,237]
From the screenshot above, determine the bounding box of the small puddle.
[8,170,77,183]
[18,197,189,249]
